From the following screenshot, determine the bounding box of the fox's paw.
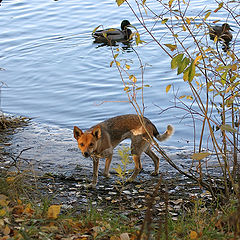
[151,171,159,176]
[103,172,110,178]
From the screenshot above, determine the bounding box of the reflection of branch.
[10,147,33,170]
[94,100,128,106]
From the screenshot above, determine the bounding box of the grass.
[0,115,239,239]
[0,170,239,239]
[0,114,29,130]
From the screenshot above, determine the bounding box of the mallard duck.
[92,20,132,43]
[209,23,233,50]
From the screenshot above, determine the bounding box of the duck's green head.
[121,20,131,30]
[222,23,233,31]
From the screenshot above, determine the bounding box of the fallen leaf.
[47,205,61,219]
[120,232,130,240]
[3,225,11,236]
[189,230,198,239]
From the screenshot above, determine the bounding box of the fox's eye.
[80,143,84,147]
[89,143,94,147]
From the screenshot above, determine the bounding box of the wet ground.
[0,121,216,222]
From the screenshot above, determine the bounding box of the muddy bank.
[0,120,215,221]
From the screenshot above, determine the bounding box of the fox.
[73,114,174,188]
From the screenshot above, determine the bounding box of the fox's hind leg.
[127,136,149,182]
[145,148,159,176]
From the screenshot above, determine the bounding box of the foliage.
[113,0,239,201]
[113,146,133,186]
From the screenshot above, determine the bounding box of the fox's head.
[73,125,101,158]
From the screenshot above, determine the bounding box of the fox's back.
[99,114,158,142]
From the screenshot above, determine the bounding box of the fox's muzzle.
[83,152,90,158]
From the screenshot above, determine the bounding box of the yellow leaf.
[110,236,120,240]
[0,209,6,217]
[164,44,177,51]
[3,225,11,236]
[129,75,137,83]
[194,55,202,65]
[192,152,210,160]
[6,177,15,183]
[161,18,168,24]
[204,11,211,21]
[179,95,185,99]
[47,205,61,219]
[116,0,125,6]
[231,64,237,71]
[214,35,218,43]
[24,203,34,215]
[186,17,191,24]
[214,2,223,13]
[125,64,131,70]
[92,25,101,34]
[186,95,193,100]
[166,84,171,93]
[168,0,174,8]
[124,86,130,92]
[189,230,198,239]
[110,60,114,67]
[116,61,121,66]
[135,32,144,45]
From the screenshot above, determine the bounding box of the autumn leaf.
[3,225,11,236]
[166,84,171,93]
[92,25,101,34]
[168,0,174,8]
[186,95,193,100]
[47,205,61,219]
[116,0,125,6]
[194,55,202,65]
[129,75,137,83]
[204,11,211,20]
[189,230,198,239]
[164,43,177,51]
[214,2,223,12]
[0,209,6,217]
[161,18,168,24]
[120,232,130,240]
[125,64,131,70]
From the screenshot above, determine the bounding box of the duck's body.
[92,20,132,43]
[209,23,233,50]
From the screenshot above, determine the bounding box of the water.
[0,0,239,149]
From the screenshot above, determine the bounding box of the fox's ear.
[92,125,101,139]
[73,126,83,140]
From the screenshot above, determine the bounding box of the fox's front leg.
[103,156,112,178]
[87,157,99,188]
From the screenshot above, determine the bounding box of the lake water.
[0,0,239,150]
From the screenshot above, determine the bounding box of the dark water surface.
[0,0,239,151]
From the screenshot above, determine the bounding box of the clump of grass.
[0,114,29,130]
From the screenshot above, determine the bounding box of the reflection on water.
[0,0,239,149]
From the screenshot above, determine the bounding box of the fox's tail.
[154,125,174,142]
